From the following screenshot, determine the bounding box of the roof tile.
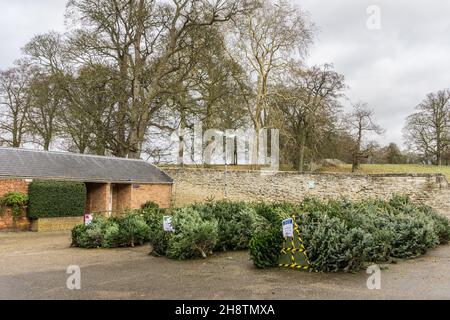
[0,148,173,184]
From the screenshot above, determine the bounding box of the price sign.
[163,216,175,232]
[84,214,93,225]
[282,218,294,238]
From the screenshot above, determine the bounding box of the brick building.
[0,147,173,231]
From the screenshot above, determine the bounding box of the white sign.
[308,180,316,189]
[84,214,93,226]
[163,216,175,232]
[282,218,294,238]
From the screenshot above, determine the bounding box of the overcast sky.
[1,0,449,148]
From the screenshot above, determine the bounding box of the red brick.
[0,179,31,231]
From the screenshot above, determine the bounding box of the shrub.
[316,200,395,263]
[28,180,86,219]
[71,224,87,247]
[249,226,284,268]
[299,214,372,272]
[101,220,121,248]
[389,214,439,258]
[71,219,105,248]
[359,197,444,259]
[1,192,28,208]
[141,203,171,255]
[252,202,293,225]
[70,196,450,272]
[192,201,269,251]
[300,196,449,262]
[112,212,151,247]
[71,213,150,249]
[166,208,218,259]
[141,201,160,211]
[0,192,28,220]
[250,196,450,272]
[384,196,450,245]
[424,206,450,244]
[141,202,167,225]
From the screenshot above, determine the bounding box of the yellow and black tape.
[281,247,305,254]
[278,263,310,271]
[293,215,312,266]
[279,214,316,272]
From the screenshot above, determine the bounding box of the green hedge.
[28,180,86,219]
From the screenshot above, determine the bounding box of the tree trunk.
[352,123,363,173]
[298,131,307,172]
[128,2,145,160]
[178,110,187,166]
[43,139,50,151]
[252,123,261,169]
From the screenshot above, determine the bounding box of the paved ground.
[0,232,449,300]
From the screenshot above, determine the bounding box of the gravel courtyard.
[0,232,449,300]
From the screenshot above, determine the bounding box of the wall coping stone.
[164,167,448,182]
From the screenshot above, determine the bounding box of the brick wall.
[130,184,173,209]
[85,183,111,214]
[1,179,174,231]
[85,183,172,216]
[113,184,132,214]
[0,179,30,231]
[0,179,29,196]
[0,208,30,231]
[166,168,450,218]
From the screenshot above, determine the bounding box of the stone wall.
[166,168,450,217]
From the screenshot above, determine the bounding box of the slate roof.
[0,147,173,184]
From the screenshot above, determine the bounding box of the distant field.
[321,164,450,180]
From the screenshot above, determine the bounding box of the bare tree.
[0,61,35,147]
[24,32,68,75]
[403,89,450,165]
[345,103,384,172]
[27,72,64,150]
[60,0,253,159]
[228,0,314,165]
[270,64,345,171]
[59,64,119,155]
[138,24,249,165]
